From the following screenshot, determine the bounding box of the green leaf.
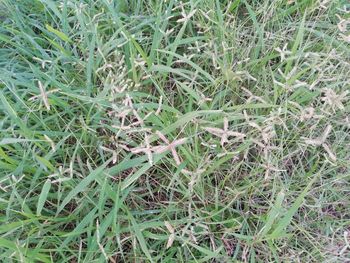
[269,163,321,239]
[35,154,55,172]
[0,138,40,145]
[36,179,51,215]
[57,160,111,214]
[128,211,154,263]
[258,191,285,239]
[45,24,71,43]
[0,237,50,262]
[0,91,32,137]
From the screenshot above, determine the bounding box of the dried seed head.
[336,15,349,32]
[322,143,337,162]
[177,9,197,23]
[300,107,315,121]
[321,89,348,112]
[304,125,332,146]
[38,81,50,111]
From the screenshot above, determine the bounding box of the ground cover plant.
[0,0,350,262]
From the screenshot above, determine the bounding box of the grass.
[0,0,349,262]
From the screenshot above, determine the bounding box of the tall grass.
[0,0,349,261]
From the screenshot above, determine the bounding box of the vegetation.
[0,0,349,262]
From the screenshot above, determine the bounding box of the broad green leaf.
[258,191,285,239]
[46,24,71,43]
[0,138,40,145]
[36,179,51,215]
[57,160,111,214]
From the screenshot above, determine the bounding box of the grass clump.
[0,0,349,262]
